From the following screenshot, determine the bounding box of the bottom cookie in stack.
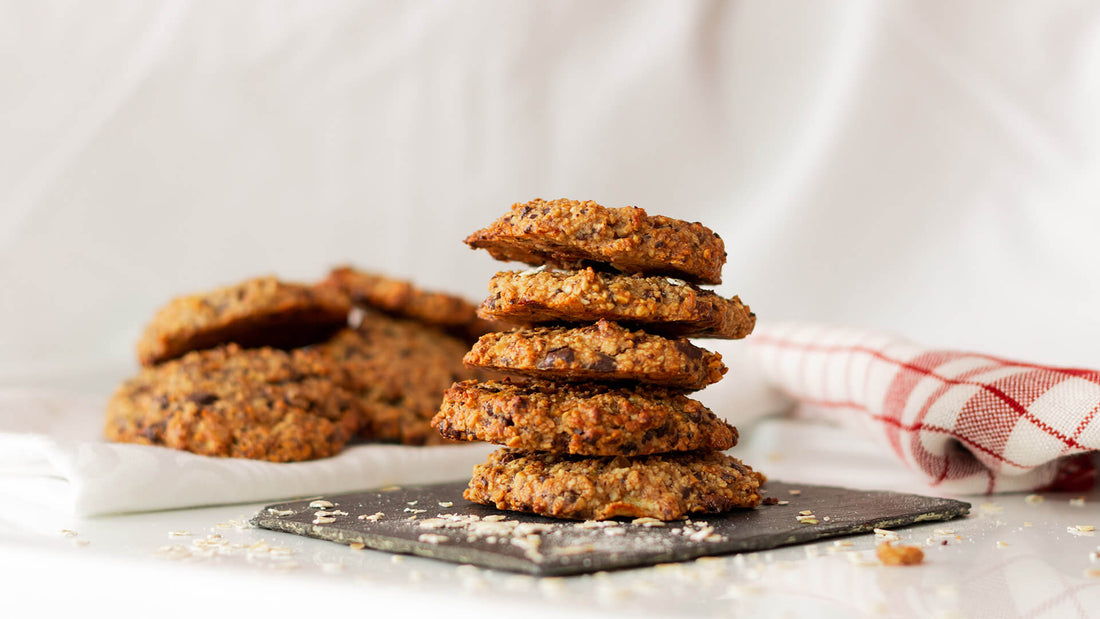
[465,449,764,521]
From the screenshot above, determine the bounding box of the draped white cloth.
[2,1,1098,512]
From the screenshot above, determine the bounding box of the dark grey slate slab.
[250,480,970,576]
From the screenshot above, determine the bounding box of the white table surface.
[3,447,1098,619]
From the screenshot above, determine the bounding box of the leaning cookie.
[479,268,755,340]
[320,266,498,343]
[433,379,737,456]
[136,276,351,366]
[465,198,727,285]
[106,344,361,462]
[312,313,477,446]
[463,320,725,390]
[465,449,764,521]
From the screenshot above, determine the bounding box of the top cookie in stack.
[433,199,765,521]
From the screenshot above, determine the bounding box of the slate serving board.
[251,480,970,576]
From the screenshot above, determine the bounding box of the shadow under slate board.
[251,480,970,576]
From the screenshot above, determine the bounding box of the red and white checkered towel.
[747,323,1100,494]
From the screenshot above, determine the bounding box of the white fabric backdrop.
[2,0,1099,412]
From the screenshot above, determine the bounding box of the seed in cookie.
[463,320,726,390]
[465,199,727,285]
[464,449,764,521]
[136,276,351,366]
[432,379,737,455]
[312,312,477,446]
[478,268,755,340]
[106,344,361,462]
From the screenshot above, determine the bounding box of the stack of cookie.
[106,269,485,461]
[432,199,766,521]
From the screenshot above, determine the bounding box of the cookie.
[321,266,497,343]
[478,268,755,340]
[432,379,737,455]
[464,449,764,521]
[136,276,351,366]
[106,344,361,462]
[463,320,726,390]
[313,313,477,446]
[465,199,727,285]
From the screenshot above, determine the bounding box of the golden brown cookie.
[321,266,499,343]
[463,320,726,390]
[106,344,361,462]
[313,313,477,446]
[464,449,764,520]
[478,268,755,340]
[433,379,737,455]
[465,199,727,285]
[136,276,351,366]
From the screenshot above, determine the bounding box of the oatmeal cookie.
[136,276,351,366]
[106,344,361,462]
[465,199,727,285]
[320,266,499,343]
[432,379,737,455]
[478,268,755,339]
[463,320,725,390]
[313,313,477,445]
[465,449,764,520]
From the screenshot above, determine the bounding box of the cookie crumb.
[876,542,923,566]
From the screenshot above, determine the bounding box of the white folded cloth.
[0,390,492,516]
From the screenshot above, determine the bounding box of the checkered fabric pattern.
[748,323,1100,493]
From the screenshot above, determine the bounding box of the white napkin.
[0,390,493,516]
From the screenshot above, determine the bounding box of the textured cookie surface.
[433,379,737,455]
[465,449,764,521]
[465,199,727,285]
[463,320,725,390]
[106,344,361,462]
[313,313,477,446]
[321,266,495,341]
[479,268,755,340]
[136,276,351,366]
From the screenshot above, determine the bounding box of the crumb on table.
[876,541,924,566]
